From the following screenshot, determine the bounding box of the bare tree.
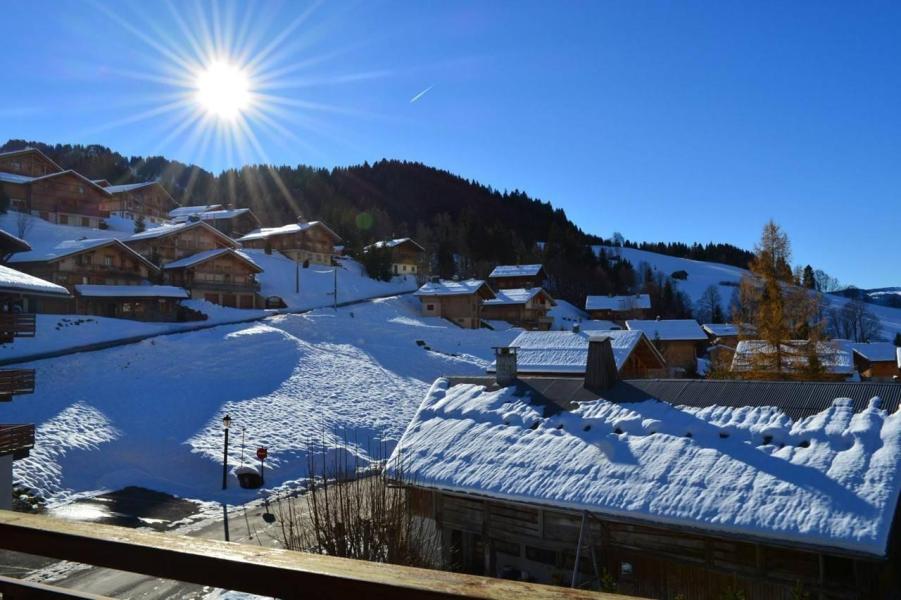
[828,298,883,342]
[814,269,842,293]
[15,211,33,240]
[695,285,724,324]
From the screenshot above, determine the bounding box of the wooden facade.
[411,489,896,599]
[1,171,110,228]
[654,339,702,374]
[239,222,341,266]
[481,289,555,330]
[164,250,261,309]
[852,354,899,381]
[125,222,237,266]
[99,182,178,225]
[0,147,62,178]
[72,290,185,322]
[419,286,495,329]
[489,267,548,291]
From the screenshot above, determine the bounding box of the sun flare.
[194,61,251,120]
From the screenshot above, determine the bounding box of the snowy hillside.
[6,296,519,505]
[594,245,901,340]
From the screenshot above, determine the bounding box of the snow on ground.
[6,295,519,505]
[390,379,901,556]
[594,245,901,340]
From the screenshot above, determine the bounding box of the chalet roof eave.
[0,146,64,172]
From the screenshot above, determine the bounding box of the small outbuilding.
[851,342,900,381]
[585,294,651,322]
[625,319,707,374]
[488,264,547,290]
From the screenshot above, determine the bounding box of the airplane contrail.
[409,85,434,104]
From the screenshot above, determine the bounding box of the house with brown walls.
[363,238,424,277]
[488,264,547,290]
[585,294,651,322]
[389,349,901,599]
[172,208,261,238]
[99,181,179,225]
[486,330,666,378]
[9,239,160,314]
[163,248,261,309]
[625,319,708,375]
[0,147,62,178]
[125,221,238,266]
[850,342,899,381]
[72,284,188,321]
[480,287,555,330]
[238,220,341,266]
[414,279,496,329]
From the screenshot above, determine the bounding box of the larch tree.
[735,221,825,378]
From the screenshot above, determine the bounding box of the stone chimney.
[494,346,518,387]
[585,335,618,391]
[572,322,581,334]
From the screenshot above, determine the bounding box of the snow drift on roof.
[168,205,223,218]
[851,342,899,363]
[364,237,424,252]
[162,248,233,270]
[414,279,488,297]
[0,264,69,296]
[74,284,188,299]
[237,221,341,243]
[0,171,36,185]
[389,378,901,556]
[491,329,646,374]
[483,287,550,306]
[585,294,651,312]
[105,182,157,194]
[732,340,855,375]
[626,319,707,341]
[9,238,118,263]
[489,264,543,278]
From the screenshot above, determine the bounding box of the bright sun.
[195,61,251,120]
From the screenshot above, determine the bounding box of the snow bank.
[390,380,901,556]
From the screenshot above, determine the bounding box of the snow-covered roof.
[414,279,491,297]
[237,221,342,243]
[162,248,262,272]
[171,208,255,223]
[0,171,36,185]
[490,329,658,374]
[702,323,739,338]
[0,264,69,297]
[585,293,651,312]
[364,238,425,252]
[29,170,111,195]
[0,229,31,253]
[389,378,901,556]
[168,204,223,219]
[483,287,552,306]
[126,220,237,246]
[105,182,157,194]
[74,284,189,299]
[488,264,544,279]
[850,342,899,364]
[8,238,154,271]
[732,340,855,375]
[626,319,707,341]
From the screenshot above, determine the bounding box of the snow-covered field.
[595,245,901,340]
[7,296,518,506]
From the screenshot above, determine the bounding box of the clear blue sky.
[1,1,899,288]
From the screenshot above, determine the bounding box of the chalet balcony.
[0,510,623,599]
[0,313,36,342]
[0,369,36,400]
[0,424,35,459]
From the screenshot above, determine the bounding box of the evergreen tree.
[801,265,816,289]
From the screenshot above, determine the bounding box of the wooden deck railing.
[0,424,35,458]
[0,511,638,600]
[0,313,36,342]
[0,369,36,399]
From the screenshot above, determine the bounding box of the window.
[82,217,89,227]
[426,304,435,311]
[82,254,92,265]
[104,256,113,267]
[59,214,69,225]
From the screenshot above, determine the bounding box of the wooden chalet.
[238,220,341,266]
[172,208,261,238]
[625,319,708,375]
[481,288,555,330]
[850,342,899,381]
[585,294,651,322]
[73,284,189,321]
[163,248,262,309]
[125,220,238,266]
[363,237,425,277]
[9,239,159,314]
[486,330,667,378]
[488,264,548,290]
[0,148,110,227]
[98,181,179,225]
[0,265,68,510]
[701,323,738,348]
[731,340,856,382]
[414,279,496,329]
[389,344,901,599]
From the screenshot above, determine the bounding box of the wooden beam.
[0,574,111,599]
[0,510,638,600]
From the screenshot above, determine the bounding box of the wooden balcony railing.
[0,511,636,600]
[0,369,36,400]
[0,313,36,342]
[0,424,35,458]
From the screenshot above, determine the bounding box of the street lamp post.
[221,414,232,490]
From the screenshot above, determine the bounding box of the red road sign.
[256,447,268,460]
